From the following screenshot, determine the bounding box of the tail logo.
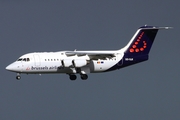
[129,32,147,53]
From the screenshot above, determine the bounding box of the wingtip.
[157,26,173,30]
[164,27,173,29]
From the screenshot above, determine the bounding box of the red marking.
[135,42,138,45]
[132,45,136,48]
[130,48,134,52]
[140,48,144,51]
[26,67,30,70]
[135,48,139,52]
[129,32,147,53]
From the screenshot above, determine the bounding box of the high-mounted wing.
[65,51,117,60]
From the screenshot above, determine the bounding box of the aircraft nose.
[6,64,13,71]
[6,63,21,72]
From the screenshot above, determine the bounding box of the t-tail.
[120,25,172,68]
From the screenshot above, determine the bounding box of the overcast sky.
[1,1,180,120]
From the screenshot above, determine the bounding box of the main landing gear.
[69,74,77,80]
[80,74,88,80]
[69,74,88,81]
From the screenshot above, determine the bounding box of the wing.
[65,51,116,60]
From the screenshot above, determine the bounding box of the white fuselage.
[7,51,123,75]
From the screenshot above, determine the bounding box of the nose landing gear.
[16,73,21,80]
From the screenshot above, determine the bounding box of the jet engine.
[72,59,88,68]
[61,59,73,67]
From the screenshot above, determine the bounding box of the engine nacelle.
[61,59,73,67]
[72,59,88,68]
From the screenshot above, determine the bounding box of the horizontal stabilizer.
[139,26,173,29]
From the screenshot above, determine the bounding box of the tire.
[16,76,21,80]
[69,75,77,80]
[81,74,88,80]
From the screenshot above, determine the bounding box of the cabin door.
[33,54,41,66]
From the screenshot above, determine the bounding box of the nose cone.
[6,62,21,72]
[6,65,11,71]
[6,64,14,71]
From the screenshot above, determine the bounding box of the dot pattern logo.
[129,32,147,53]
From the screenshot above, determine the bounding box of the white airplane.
[6,26,171,80]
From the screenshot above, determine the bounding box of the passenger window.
[23,58,26,61]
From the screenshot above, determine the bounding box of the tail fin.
[106,26,171,71]
[122,26,171,56]
[120,26,171,67]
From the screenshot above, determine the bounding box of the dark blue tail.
[106,26,171,71]
[125,26,159,56]
[122,26,160,67]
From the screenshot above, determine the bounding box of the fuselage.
[6,51,123,74]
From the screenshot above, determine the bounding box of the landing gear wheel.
[81,74,88,80]
[69,75,77,81]
[16,76,21,80]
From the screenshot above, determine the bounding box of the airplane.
[6,25,171,80]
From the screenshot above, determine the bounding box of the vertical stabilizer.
[119,26,171,68]
[123,26,160,56]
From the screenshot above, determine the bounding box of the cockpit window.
[17,58,23,61]
[17,58,30,62]
[23,58,26,61]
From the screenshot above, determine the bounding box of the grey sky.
[1,1,180,120]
